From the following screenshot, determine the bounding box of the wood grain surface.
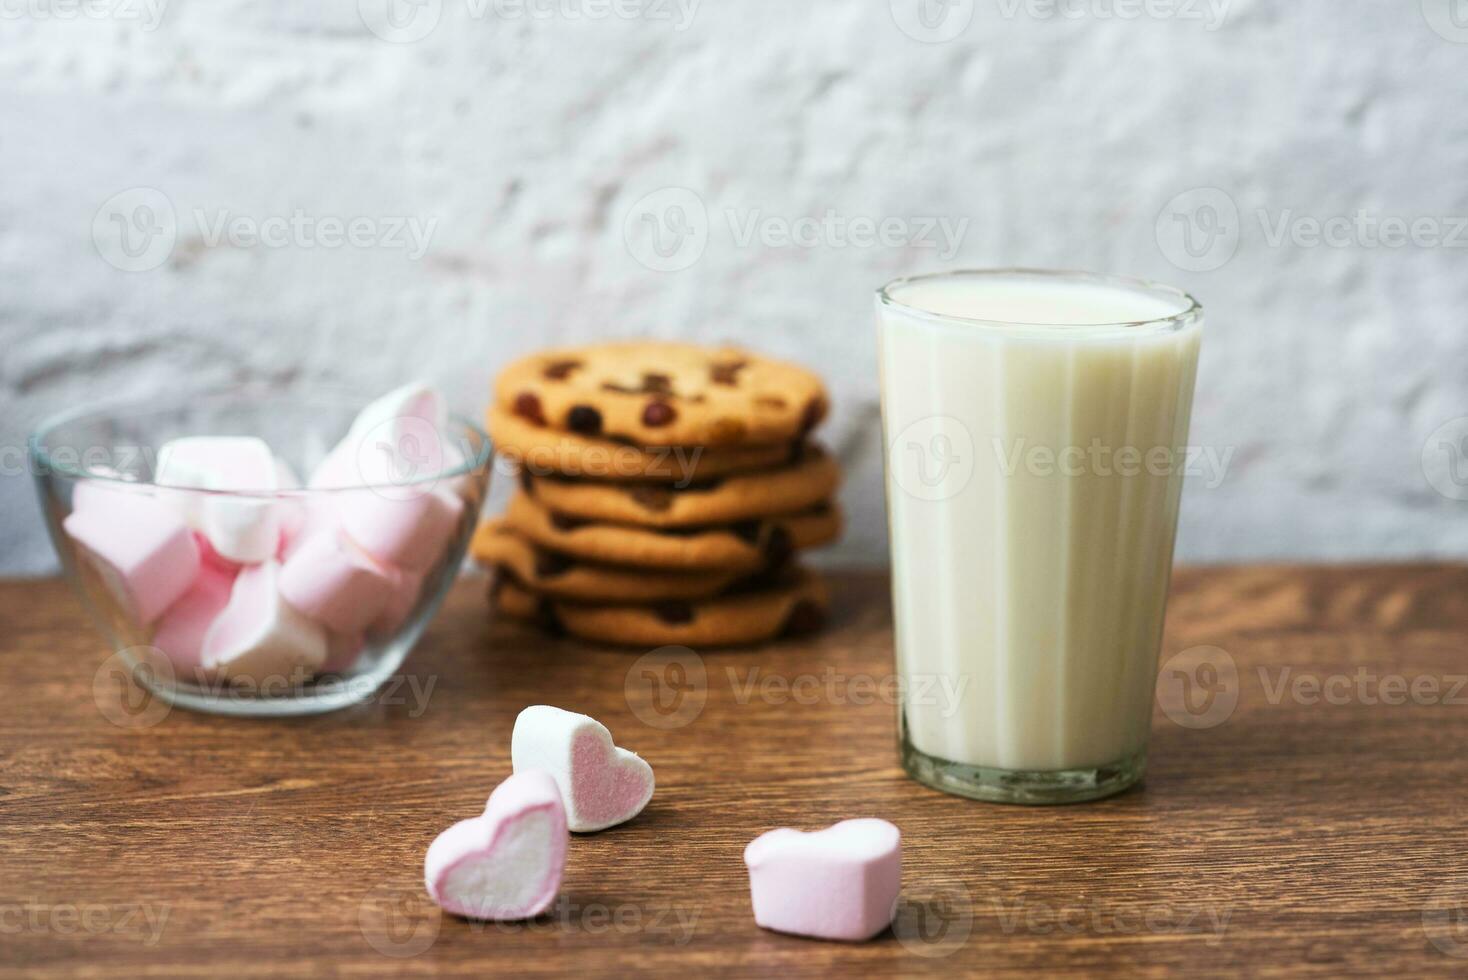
[3,565,1468,978]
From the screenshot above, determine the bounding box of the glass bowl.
[29,390,491,717]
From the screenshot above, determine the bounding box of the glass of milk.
[877,269,1203,804]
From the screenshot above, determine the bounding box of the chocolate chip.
[782,599,825,636]
[603,374,677,396]
[550,512,589,532]
[513,392,546,426]
[763,526,794,566]
[542,359,582,380]
[730,520,762,545]
[533,549,572,578]
[629,485,674,512]
[566,405,603,436]
[800,397,826,433]
[786,441,807,465]
[756,396,787,410]
[642,400,677,428]
[518,468,534,494]
[710,359,747,385]
[653,601,694,624]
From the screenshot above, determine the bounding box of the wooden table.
[3,566,1468,977]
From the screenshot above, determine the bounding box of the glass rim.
[876,268,1203,336]
[27,388,492,496]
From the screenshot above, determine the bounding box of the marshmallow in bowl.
[155,436,281,563]
[278,531,396,635]
[63,485,200,625]
[337,485,464,573]
[152,563,236,670]
[348,382,448,460]
[62,383,465,685]
[201,561,327,682]
[306,382,467,572]
[373,564,424,635]
[320,630,365,674]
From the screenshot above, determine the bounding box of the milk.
[878,270,1202,783]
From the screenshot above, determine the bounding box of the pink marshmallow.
[155,437,281,564]
[307,443,359,490]
[372,564,424,635]
[63,489,201,626]
[337,485,463,572]
[278,531,395,635]
[71,470,140,511]
[152,563,236,673]
[424,770,568,921]
[193,531,243,573]
[744,819,902,942]
[201,561,326,683]
[320,631,365,674]
[510,706,654,833]
[348,382,449,481]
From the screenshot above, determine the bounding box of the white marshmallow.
[155,437,281,564]
[201,561,327,683]
[278,531,396,635]
[511,705,655,833]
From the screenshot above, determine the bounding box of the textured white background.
[2,0,1466,572]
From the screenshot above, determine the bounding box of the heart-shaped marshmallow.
[155,436,281,563]
[424,770,568,921]
[337,485,464,573]
[278,530,396,635]
[319,630,365,675]
[152,562,236,673]
[201,561,327,683]
[744,818,902,942]
[510,705,654,833]
[372,564,424,635]
[63,483,200,626]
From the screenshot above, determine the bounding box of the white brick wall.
[2,0,1466,572]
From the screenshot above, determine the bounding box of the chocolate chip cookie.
[470,519,750,601]
[491,566,829,648]
[494,341,829,448]
[521,445,840,528]
[488,406,795,484]
[504,491,842,572]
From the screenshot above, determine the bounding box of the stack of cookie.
[475,340,841,648]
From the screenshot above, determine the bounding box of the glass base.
[901,734,1146,805]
